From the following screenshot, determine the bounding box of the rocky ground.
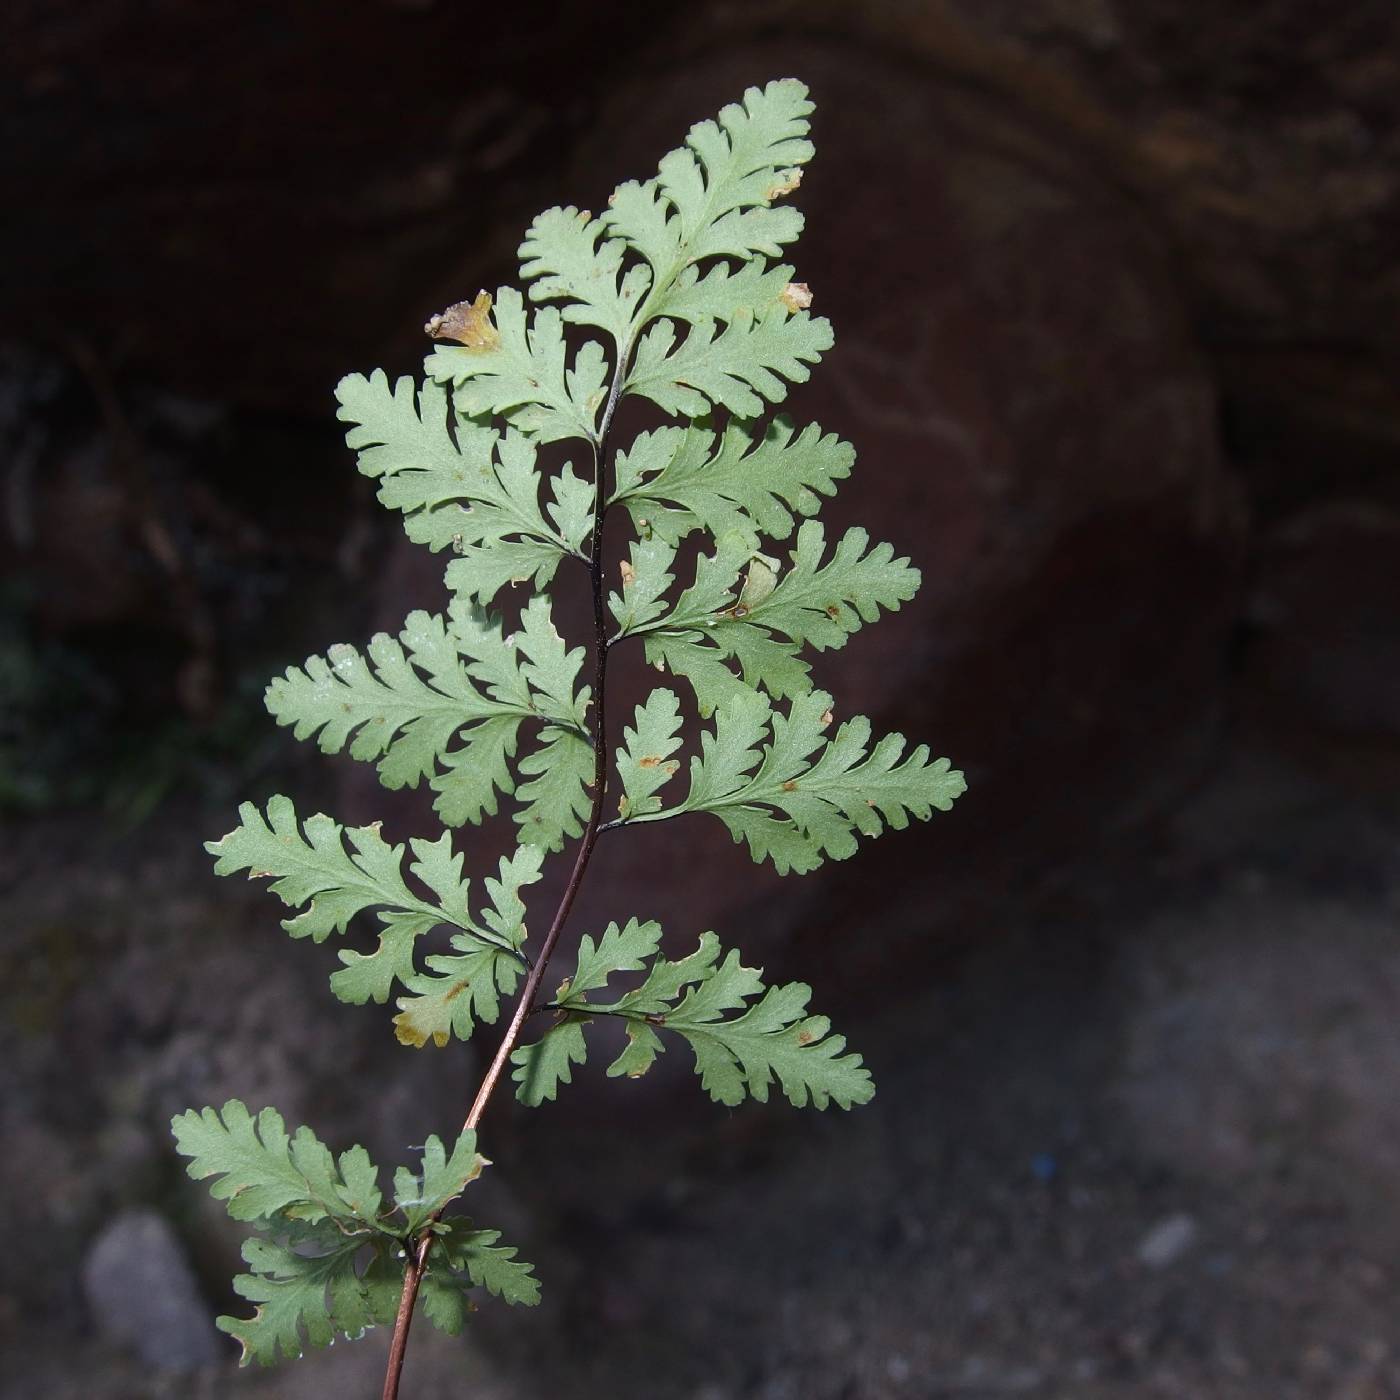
[6,726,1400,1400]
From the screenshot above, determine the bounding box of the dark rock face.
[1242,502,1400,747]
[2,2,660,408]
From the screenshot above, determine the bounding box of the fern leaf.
[218,1231,397,1365]
[616,691,965,874]
[512,594,592,726]
[438,1220,541,1307]
[684,690,773,808]
[387,842,542,1046]
[209,797,446,944]
[209,800,539,1036]
[666,971,873,1109]
[607,535,677,635]
[626,303,832,418]
[517,928,872,1109]
[174,1105,528,1363]
[510,1016,589,1106]
[603,78,814,306]
[652,259,797,332]
[513,728,593,850]
[391,941,522,1048]
[422,288,608,443]
[612,416,852,546]
[171,1100,386,1227]
[620,523,919,708]
[644,626,811,711]
[740,521,920,649]
[267,602,588,832]
[518,205,645,343]
[391,1130,485,1230]
[565,917,664,998]
[175,1106,524,1364]
[431,431,592,602]
[615,688,684,818]
[335,370,589,600]
[388,841,541,1043]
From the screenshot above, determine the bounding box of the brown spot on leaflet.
[767,169,802,200]
[779,282,813,313]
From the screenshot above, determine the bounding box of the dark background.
[4,2,1400,1396]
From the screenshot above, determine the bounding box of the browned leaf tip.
[425,290,500,351]
[391,1008,436,1048]
[767,168,803,201]
[779,282,813,313]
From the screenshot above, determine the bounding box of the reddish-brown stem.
[380,348,627,1400]
[380,1231,434,1396]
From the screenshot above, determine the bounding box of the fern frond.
[266,601,589,834]
[518,206,646,343]
[422,289,609,443]
[604,78,814,304]
[614,523,920,708]
[207,798,542,1029]
[187,77,967,1378]
[335,371,590,599]
[612,416,852,545]
[625,303,831,418]
[511,926,873,1109]
[172,1108,530,1364]
[614,690,966,874]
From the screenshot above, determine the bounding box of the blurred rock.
[1137,1213,1199,1268]
[82,1208,220,1370]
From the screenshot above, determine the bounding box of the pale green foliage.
[171,1102,536,1363]
[613,688,965,874]
[182,76,965,1372]
[611,416,853,545]
[336,372,593,578]
[208,797,542,1032]
[265,600,590,838]
[512,920,873,1109]
[423,290,608,443]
